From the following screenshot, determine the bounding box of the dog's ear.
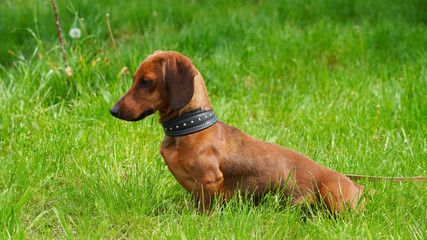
[164,53,196,111]
[153,50,163,54]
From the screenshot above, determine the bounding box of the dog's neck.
[159,72,213,123]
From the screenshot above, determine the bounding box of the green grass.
[1,0,426,238]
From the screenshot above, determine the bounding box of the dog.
[110,51,368,214]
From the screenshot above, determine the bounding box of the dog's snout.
[110,106,120,118]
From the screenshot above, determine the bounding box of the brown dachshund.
[111,51,368,214]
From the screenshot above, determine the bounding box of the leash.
[345,174,426,182]
[162,109,218,136]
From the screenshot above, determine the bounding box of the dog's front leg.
[194,171,224,215]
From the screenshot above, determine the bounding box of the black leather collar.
[162,109,218,136]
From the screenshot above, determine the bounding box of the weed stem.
[106,13,122,70]
[51,0,67,68]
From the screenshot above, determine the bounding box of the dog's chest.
[160,145,197,192]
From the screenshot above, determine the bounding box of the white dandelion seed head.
[69,28,81,39]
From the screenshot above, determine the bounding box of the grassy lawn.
[1,0,426,238]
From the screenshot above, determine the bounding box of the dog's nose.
[110,106,120,118]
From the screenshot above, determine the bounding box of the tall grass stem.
[372,104,380,138]
[81,18,90,48]
[356,25,365,67]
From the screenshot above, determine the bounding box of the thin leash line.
[345,174,426,182]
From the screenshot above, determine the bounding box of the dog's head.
[110,51,198,121]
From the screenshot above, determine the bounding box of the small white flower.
[69,28,81,38]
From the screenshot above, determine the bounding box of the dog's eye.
[139,79,152,88]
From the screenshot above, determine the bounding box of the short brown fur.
[111,51,368,214]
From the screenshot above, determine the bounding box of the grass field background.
[1,0,426,238]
